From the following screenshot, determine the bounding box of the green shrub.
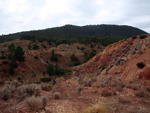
[47,64,54,76]
[34,56,38,59]
[0,56,7,59]
[33,44,39,50]
[137,62,145,69]
[132,35,137,39]
[139,34,147,39]
[51,50,58,62]
[40,77,52,83]
[41,44,47,48]
[2,61,8,64]
[28,43,31,50]
[17,75,23,81]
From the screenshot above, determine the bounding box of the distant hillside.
[0,24,147,46]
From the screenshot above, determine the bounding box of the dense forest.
[0,24,147,46]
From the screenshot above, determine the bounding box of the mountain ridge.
[0,24,147,46]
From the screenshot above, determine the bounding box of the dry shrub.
[115,76,124,91]
[117,95,131,104]
[135,89,149,98]
[53,92,61,99]
[82,102,106,113]
[147,87,150,92]
[55,77,65,85]
[17,84,41,99]
[132,84,141,91]
[137,107,149,113]
[101,90,114,97]
[4,80,19,87]
[84,79,92,87]
[26,96,47,112]
[0,86,11,101]
[76,85,84,94]
[41,83,51,91]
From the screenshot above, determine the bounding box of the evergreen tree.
[51,50,58,61]
[9,66,14,75]
[28,43,31,50]
[15,46,25,62]
[47,64,54,76]
[8,43,15,52]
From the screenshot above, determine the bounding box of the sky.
[0,0,150,35]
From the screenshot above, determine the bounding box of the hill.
[0,34,150,113]
[0,24,147,46]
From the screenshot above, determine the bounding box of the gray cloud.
[0,0,150,35]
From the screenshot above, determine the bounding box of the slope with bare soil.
[0,39,102,82]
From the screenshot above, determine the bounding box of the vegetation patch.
[137,62,145,69]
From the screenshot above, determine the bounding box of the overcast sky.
[0,0,150,35]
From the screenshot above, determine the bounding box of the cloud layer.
[0,0,150,35]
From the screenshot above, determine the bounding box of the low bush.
[34,56,38,59]
[139,34,147,39]
[132,35,137,39]
[137,62,145,69]
[53,92,61,99]
[2,61,8,64]
[76,85,84,94]
[101,90,114,97]
[17,84,41,99]
[40,77,52,83]
[17,75,23,81]
[41,83,51,91]
[26,96,47,112]
[0,56,7,59]
[0,86,11,101]
[117,95,131,104]
[135,89,149,98]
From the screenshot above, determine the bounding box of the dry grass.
[82,102,107,113]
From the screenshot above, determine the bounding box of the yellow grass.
[82,102,107,113]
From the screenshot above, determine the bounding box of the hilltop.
[0,24,147,46]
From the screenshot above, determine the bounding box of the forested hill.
[0,24,147,46]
